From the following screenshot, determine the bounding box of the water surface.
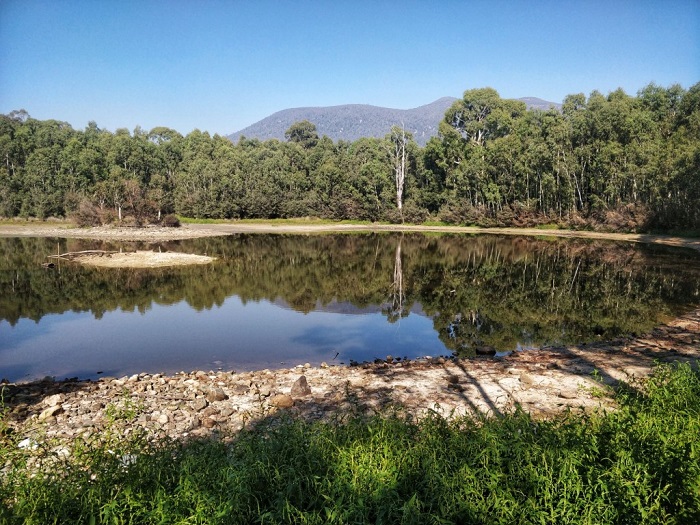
[1,233,698,382]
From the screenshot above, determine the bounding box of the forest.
[1,82,698,231]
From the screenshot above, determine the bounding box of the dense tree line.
[1,82,698,230]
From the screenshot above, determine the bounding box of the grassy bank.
[2,363,699,524]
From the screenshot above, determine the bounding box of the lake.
[1,233,699,383]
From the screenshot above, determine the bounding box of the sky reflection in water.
[1,297,444,382]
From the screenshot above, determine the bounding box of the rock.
[44,393,64,407]
[201,417,217,429]
[270,394,294,408]
[230,382,249,395]
[257,385,272,397]
[558,390,578,400]
[202,406,220,418]
[157,413,169,425]
[192,398,208,411]
[219,407,235,418]
[39,405,63,421]
[18,438,38,450]
[291,375,311,397]
[519,373,535,387]
[446,375,460,384]
[206,387,227,402]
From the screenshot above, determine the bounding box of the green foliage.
[162,213,180,227]
[1,81,698,231]
[2,364,699,523]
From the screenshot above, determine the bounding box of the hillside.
[227,96,561,146]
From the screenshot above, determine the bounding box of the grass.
[534,223,562,230]
[2,363,699,524]
[177,216,376,226]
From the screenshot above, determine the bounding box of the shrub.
[162,214,181,228]
[72,200,110,227]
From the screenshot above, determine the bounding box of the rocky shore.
[3,308,698,453]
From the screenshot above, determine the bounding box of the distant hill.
[227,96,561,146]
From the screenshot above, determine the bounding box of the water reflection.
[1,233,698,382]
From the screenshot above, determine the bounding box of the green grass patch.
[177,216,231,224]
[421,220,452,227]
[2,363,699,524]
[177,216,376,226]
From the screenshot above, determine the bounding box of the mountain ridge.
[227,96,561,146]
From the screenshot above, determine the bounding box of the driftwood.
[48,250,118,261]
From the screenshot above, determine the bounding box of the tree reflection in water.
[1,233,698,379]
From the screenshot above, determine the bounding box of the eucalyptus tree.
[284,120,319,149]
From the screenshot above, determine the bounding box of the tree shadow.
[1,375,100,426]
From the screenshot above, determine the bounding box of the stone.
[39,405,63,421]
[446,375,460,384]
[44,393,64,407]
[230,382,249,395]
[206,387,227,402]
[201,417,217,429]
[157,413,169,425]
[475,346,497,356]
[219,407,235,418]
[257,385,272,397]
[202,406,220,418]
[270,394,294,408]
[558,390,578,400]
[519,373,535,387]
[18,438,38,450]
[291,375,312,397]
[192,398,208,411]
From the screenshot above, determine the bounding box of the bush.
[162,214,180,228]
[72,200,113,227]
[401,200,430,224]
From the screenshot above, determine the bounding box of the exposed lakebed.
[1,233,699,383]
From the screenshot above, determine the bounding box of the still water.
[1,233,699,382]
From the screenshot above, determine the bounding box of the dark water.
[1,233,699,382]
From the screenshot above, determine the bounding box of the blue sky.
[1,0,698,136]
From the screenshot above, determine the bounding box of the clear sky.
[1,0,698,136]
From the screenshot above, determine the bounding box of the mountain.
[227,96,561,146]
